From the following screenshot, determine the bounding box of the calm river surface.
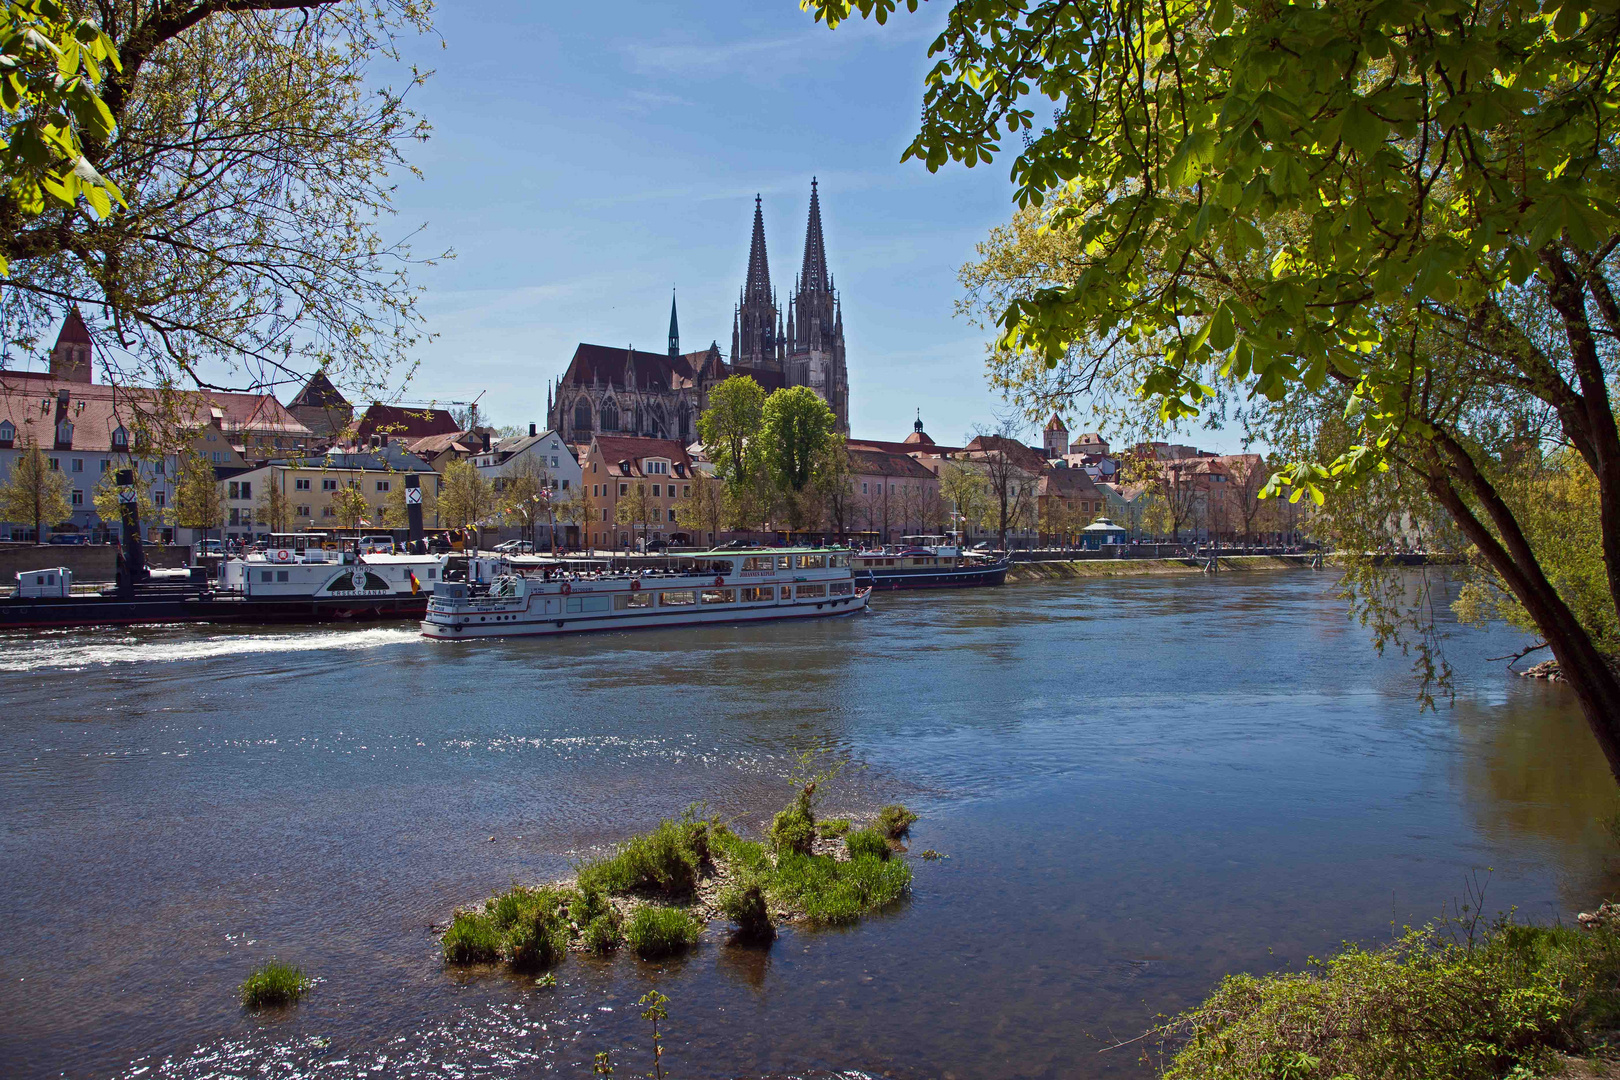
[1,571,1615,1080]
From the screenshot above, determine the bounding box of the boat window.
[260,570,273,582]
[701,588,734,604]
[427,569,436,580]
[829,554,848,568]
[796,583,827,599]
[830,582,853,595]
[614,592,653,610]
[277,571,289,582]
[566,595,610,613]
[741,586,774,602]
[797,554,827,569]
[659,589,697,606]
[741,556,773,572]
[777,556,791,570]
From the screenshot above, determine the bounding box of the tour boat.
[852,535,1010,590]
[3,544,449,630]
[422,547,870,639]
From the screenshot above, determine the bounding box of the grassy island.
[442,799,918,973]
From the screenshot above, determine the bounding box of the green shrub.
[718,874,775,940]
[239,960,311,1008]
[577,814,711,897]
[626,905,705,959]
[875,804,918,839]
[442,910,502,963]
[818,818,851,839]
[1158,918,1620,1080]
[582,911,624,954]
[770,789,816,857]
[844,827,891,861]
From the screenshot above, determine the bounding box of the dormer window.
[111,426,128,451]
[0,420,12,447]
[56,420,73,447]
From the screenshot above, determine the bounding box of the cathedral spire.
[744,194,771,303]
[800,177,830,294]
[668,290,680,358]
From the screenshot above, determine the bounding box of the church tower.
[668,291,680,358]
[786,179,849,434]
[731,195,782,377]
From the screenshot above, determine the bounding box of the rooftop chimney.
[481,432,491,454]
[529,423,537,437]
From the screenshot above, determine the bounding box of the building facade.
[579,435,699,550]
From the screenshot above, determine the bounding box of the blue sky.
[380,1,1033,446]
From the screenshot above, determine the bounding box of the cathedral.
[547,180,851,445]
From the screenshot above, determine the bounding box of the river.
[0,571,1614,1079]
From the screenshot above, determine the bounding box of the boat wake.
[0,625,422,673]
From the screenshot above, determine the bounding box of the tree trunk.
[1426,451,1620,783]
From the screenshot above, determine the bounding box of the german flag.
[408,570,421,595]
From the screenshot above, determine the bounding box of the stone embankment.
[1004,554,1313,584]
[0,542,192,583]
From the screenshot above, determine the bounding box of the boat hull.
[854,560,1008,590]
[0,593,431,630]
[422,590,869,639]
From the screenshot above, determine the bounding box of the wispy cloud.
[621,36,800,77]
[622,88,696,113]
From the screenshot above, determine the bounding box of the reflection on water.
[0,572,1612,1079]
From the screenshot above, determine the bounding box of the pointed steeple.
[744,194,772,303]
[800,177,830,294]
[668,290,680,358]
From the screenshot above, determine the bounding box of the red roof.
[561,343,694,391]
[848,437,963,456]
[0,377,311,452]
[590,435,695,477]
[356,403,459,440]
[848,447,937,479]
[1045,413,1067,432]
[55,307,92,346]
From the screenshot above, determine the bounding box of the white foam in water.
[0,625,422,673]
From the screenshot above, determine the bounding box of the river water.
[1,572,1615,1080]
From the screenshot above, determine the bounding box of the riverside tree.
[171,450,221,544]
[0,436,72,541]
[939,460,990,544]
[806,0,1620,779]
[255,476,290,534]
[1,0,438,426]
[675,471,725,548]
[499,457,554,547]
[91,461,156,532]
[760,386,838,533]
[437,458,494,538]
[697,374,773,533]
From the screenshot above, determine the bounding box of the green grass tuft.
[770,790,816,857]
[817,818,851,839]
[770,851,910,926]
[443,884,571,971]
[239,960,311,1008]
[844,827,891,861]
[717,873,775,940]
[582,911,624,954]
[577,812,712,897]
[875,804,918,839]
[626,905,705,959]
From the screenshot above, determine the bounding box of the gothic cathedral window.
[573,402,592,434]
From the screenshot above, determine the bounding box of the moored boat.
[852,535,1009,590]
[422,547,870,639]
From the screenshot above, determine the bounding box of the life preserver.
[630,579,641,591]
[560,582,571,595]
[273,549,292,563]
[714,576,724,587]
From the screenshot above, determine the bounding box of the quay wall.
[1004,554,1316,584]
[0,543,193,583]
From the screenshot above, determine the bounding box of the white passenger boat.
[421,547,870,639]
[217,541,449,619]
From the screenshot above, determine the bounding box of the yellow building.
[227,444,439,541]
